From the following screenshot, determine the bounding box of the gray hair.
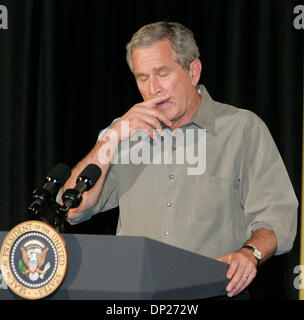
[126,21,200,73]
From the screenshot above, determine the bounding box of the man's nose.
[149,77,162,96]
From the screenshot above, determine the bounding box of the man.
[62,22,298,298]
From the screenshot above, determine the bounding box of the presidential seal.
[0,220,68,299]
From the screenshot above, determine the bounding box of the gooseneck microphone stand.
[28,164,101,233]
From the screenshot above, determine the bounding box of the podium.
[0,232,229,300]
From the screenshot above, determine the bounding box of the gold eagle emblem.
[19,239,50,281]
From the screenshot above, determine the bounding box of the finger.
[134,106,172,127]
[228,270,255,297]
[217,255,230,264]
[130,119,158,140]
[226,264,246,294]
[226,261,238,280]
[235,265,257,296]
[227,271,250,297]
[234,273,254,296]
[131,115,163,139]
[133,113,163,132]
[141,94,170,108]
[227,260,257,297]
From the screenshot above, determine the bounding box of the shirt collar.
[186,84,216,136]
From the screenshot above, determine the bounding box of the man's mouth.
[156,98,170,107]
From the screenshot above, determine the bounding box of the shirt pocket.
[191,176,236,225]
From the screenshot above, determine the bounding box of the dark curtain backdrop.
[0,0,303,299]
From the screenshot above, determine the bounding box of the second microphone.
[61,164,102,213]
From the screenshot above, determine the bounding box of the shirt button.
[172,138,176,150]
[167,202,173,207]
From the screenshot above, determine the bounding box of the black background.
[0,0,303,299]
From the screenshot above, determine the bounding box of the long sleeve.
[241,112,298,255]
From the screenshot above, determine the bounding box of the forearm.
[63,128,121,219]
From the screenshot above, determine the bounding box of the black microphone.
[28,163,71,215]
[61,164,102,212]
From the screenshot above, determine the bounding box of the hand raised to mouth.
[110,94,173,141]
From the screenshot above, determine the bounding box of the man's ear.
[189,59,202,86]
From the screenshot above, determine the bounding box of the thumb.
[217,254,231,264]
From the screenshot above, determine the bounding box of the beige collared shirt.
[69,85,298,259]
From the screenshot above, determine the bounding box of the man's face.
[131,39,201,125]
